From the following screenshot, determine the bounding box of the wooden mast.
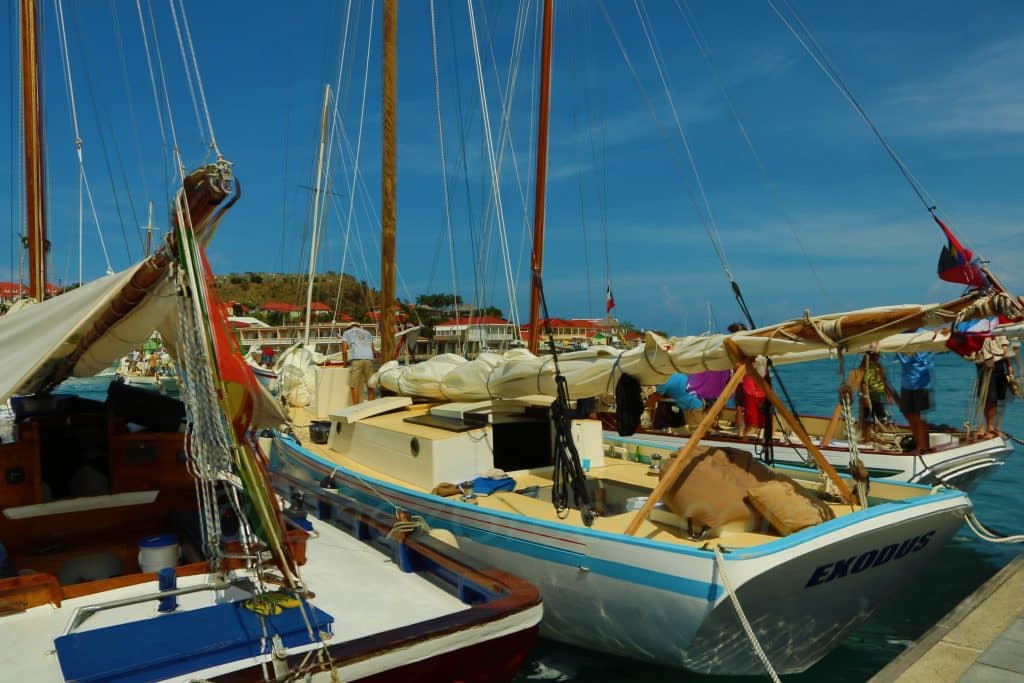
[380,0,397,362]
[526,0,554,355]
[21,0,48,301]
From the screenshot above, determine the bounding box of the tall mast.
[304,84,332,345]
[527,0,554,354]
[380,0,397,362]
[21,0,48,301]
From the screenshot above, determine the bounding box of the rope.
[386,516,431,541]
[837,352,868,507]
[536,277,596,527]
[964,512,1024,544]
[713,547,781,682]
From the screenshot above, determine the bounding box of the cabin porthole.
[410,437,420,457]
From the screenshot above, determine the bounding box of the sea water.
[516,352,1024,682]
[14,356,1021,681]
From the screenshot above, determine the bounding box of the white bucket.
[138,534,180,574]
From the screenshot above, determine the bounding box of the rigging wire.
[8,0,18,287]
[478,0,535,285]
[171,0,221,157]
[135,0,172,204]
[53,0,114,277]
[166,0,205,150]
[566,3,594,317]
[109,1,151,213]
[676,0,832,308]
[278,11,297,274]
[326,120,424,323]
[581,1,613,319]
[333,0,376,319]
[145,0,186,180]
[466,0,522,333]
[766,0,934,214]
[65,1,137,267]
[596,1,730,305]
[448,5,481,327]
[429,0,463,330]
[633,0,734,284]
[468,0,530,332]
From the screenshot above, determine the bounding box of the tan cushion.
[746,479,835,536]
[660,446,776,536]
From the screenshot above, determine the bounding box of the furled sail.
[374,293,1019,401]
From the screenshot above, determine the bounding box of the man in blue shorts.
[897,344,933,454]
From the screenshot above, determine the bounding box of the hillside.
[213,272,383,320]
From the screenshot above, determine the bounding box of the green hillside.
[213,272,383,321]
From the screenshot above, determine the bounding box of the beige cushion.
[660,446,775,536]
[746,479,835,536]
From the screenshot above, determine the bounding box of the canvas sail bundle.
[373,296,1008,402]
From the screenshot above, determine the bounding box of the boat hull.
[272,435,970,676]
[606,430,1012,490]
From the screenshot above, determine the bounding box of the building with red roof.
[432,315,516,356]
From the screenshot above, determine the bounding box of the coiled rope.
[713,547,781,683]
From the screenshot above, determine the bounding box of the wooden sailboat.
[265,1,1024,675]
[0,3,541,680]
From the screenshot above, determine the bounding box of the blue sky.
[3,0,1024,334]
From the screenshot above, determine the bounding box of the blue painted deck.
[55,598,332,683]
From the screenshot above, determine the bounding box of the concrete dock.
[870,553,1024,682]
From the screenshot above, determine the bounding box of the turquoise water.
[515,353,1023,681]
[47,356,1023,681]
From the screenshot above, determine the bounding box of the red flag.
[934,215,986,288]
[606,283,615,313]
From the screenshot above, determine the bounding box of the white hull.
[273,434,970,676]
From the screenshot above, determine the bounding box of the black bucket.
[309,420,332,445]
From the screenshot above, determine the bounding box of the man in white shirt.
[341,323,376,405]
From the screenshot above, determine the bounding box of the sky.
[3,0,1024,335]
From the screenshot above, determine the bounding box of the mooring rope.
[964,512,1024,544]
[713,547,781,683]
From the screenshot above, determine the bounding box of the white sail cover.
[372,304,965,402]
[0,261,286,429]
[0,263,169,403]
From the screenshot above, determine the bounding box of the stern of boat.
[680,489,971,676]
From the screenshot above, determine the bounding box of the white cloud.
[886,33,1024,136]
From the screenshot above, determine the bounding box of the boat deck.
[288,405,863,550]
[0,514,469,682]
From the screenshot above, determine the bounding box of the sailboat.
[0,2,541,680]
[603,326,1015,490]
[265,0,1024,675]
